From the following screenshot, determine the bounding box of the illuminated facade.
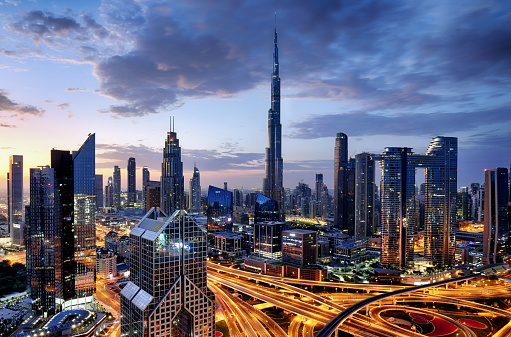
[120,209,214,337]
[206,185,232,232]
[113,165,121,207]
[355,153,375,241]
[282,229,317,266]
[161,121,184,215]
[262,23,285,221]
[127,157,136,207]
[377,137,458,268]
[254,221,284,260]
[8,155,24,247]
[254,193,279,224]
[334,133,355,233]
[189,165,201,213]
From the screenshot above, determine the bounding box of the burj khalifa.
[263,23,285,221]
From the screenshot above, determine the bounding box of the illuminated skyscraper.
[161,120,184,215]
[334,133,354,233]
[95,174,103,210]
[206,185,232,232]
[105,176,113,207]
[113,165,121,207]
[50,133,96,308]
[8,155,24,247]
[355,153,375,241]
[127,157,136,207]
[262,23,285,221]
[121,209,215,337]
[142,166,149,206]
[27,166,62,315]
[189,164,201,213]
[483,167,509,264]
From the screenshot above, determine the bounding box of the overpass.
[316,273,477,337]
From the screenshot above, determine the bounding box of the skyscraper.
[105,176,113,207]
[355,153,375,241]
[142,166,149,206]
[262,23,285,222]
[8,155,24,247]
[254,221,285,260]
[121,209,215,337]
[483,167,509,264]
[127,157,136,207]
[161,120,184,215]
[206,185,233,232]
[377,137,458,268]
[113,165,121,207]
[95,174,103,210]
[189,164,201,213]
[49,133,96,308]
[334,133,354,233]
[26,166,62,316]
[254,193,280,224]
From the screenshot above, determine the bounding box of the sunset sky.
[1,0,510,196]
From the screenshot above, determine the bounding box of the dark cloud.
[9,10,84,42]
[0,90,45,116]
[289,106,511,139]
[0,124,16,128]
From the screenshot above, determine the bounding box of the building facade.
[282,229,317,266]
[334,133,355,234]
[142,166,150,206]
[120,209,215,337]
[127,157,136,207]
[355,153,375,241]
[95,174,103,210]
[161,121,184,215]
[189,165,201,213]
[113,166,121,207]
[262,24,285,222]
[206,185,232,232]
[253,222,285,260]
[8,155,24,247]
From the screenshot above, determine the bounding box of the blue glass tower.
[207,185,233,231]
[161,119,184,215]
[263,22,285,221]
[254,193,280,224]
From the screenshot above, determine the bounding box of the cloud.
[66,87,87,92]
[289,106,511,139]
[0,123,16,128]
[0,90,45,116]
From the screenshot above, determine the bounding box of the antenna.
[173,116,175,132]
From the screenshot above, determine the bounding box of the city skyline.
[1,1,511,194]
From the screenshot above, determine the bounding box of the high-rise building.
[95,174,103,210]
[282,229,317,266]
[189,164,201,213]
[161,120,184,215]
[105,176,113,207]
[142,166,149,205]
[377,137,458,268]
[120,209,215,337]
[262,23,285,222]
[113,165,121,207]
[206,185,233,232]
[470,183,481,221]
[483,167,509,264]
[144,180,161,213]
[254,222,285,260]
[26,166,62,316]
[457,187,470,222]
[233,189,243,207]
[127,157,136,207]
[50,133,96,308]
[334,132,354,233]
[8,155,24,247]
[355,153,375,241]
[254,193,280,224]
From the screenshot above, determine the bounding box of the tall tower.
[161,119,184,215]
[127,157,136,207]
[142,166,149,206]
[121,209,215,337]
[95,174,103,210]
[113,165,121,207]
[334,132,350,231]
[483,167,509,264]
[263,22,285,221]
[189,164,201,213]
[8,155,23,247]
[355,152,375,241]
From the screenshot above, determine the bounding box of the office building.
[105,176,113,208]
[262,23,285,222]
[483,167,509,264]
[334,133,355,234]
[26,166,62,316]
[377,137,457,268]
[282,229,317,266]
[144,180,161,213]
[189,164,201,213]
[355,153,375,241]
[470,183,480,221]
[142,166,149,205]
[457,187,470,222]
[113,165,121,207]
[254,193,280,224]
[120,209,215,337]
[206,185,233,232]
[96,249,116,280]
[161,120,184,215]
[253,222,285,260]
[95,174,103,210]
[8,155,24,247]
[127,157,136,207]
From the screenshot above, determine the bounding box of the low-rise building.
[210,232,243,257]
[96,249,116,280]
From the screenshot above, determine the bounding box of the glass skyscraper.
[121,209,215,337]
[8,155,24,247]
[161,121,184,215]
[207,185,232,232]
[355,153,375,241]
[254,193,280,224]
[189,165,201,213]
[334,133,355,234]
[263,23,285,222]
[127,157,136,207]
[113,165,121,207]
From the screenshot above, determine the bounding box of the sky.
[0,0,510,196]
